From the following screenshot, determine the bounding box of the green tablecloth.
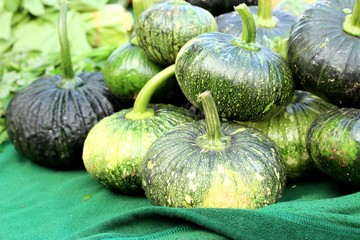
[1,141,360,240]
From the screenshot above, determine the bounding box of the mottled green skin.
[241,90,336,179]
[5,72,119,169]
[307,108,360,185]
[141,121,286,208]
[104,42,185,106]
[136,0,218,65]
[287,0,360,108]
[82,104,197,194]
[104,42,162,103]
[175,32,295,121]
[216,6,296,54]
[186,0,258,16]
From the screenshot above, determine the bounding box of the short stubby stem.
[343,0,360,37]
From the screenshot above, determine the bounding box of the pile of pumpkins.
[5,0,360,209]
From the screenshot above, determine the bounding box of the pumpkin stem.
[255,0,278,28]
[197,91,230,151]
[343,0,360,37]
[232,4,261,51]
[57,0,83,89]
[125,64,175,120]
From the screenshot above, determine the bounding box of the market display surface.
[1,0,360,239]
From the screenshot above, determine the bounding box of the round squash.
[216,0,296,55]
[135,0,218,65]
[103,37,185,106]
[307,108,360,185]
[240,90,337,179]
[287,0,360,108]
[5,3,118,169]
[83,65,197,194]
[141,91,286,208]
[175,3,294,121]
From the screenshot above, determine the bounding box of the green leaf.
[0,10,13,40]
[0,38,13,53]
[41,0,59,8]
[23,0,45,16]
[12,20,59,54]
[4,0,21,12]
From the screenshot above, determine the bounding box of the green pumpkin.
[83,65,197,194]
[287,0,360,108]
[307,108,360,185]
[103,38,185,106]
[135,0,218,65]
[141,91,286,208]
[175,4,294,121]
[5,3,118,169]
[240,90,337,179]
[186,0,258,16]
[216,0,296,56]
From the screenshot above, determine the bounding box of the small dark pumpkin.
[5,3,118,169]
[175,3,294,121]
[141,91,286,208]
[135,0,218,65]
[307,108,360,185]
[216,0,296,55]
[83,65,197,194]
[240,90,337,179]
[287,0,360,107]
[103,36,186,107]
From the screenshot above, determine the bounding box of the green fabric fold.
[1,141,359,240]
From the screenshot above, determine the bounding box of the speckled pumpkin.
[141,91,286,208]
[307,108,360,185]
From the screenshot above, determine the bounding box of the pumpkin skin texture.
[5,72,118,169]
[141,114,286,208]
[135,0,218,65]
[103,41,185,106]
[216,5,296,54]
[82,104,197,194]
[307,108,360,185]
[240,90,337,179]
[287,0,360,108]
[175,32,295,121]
[185,0,258,16]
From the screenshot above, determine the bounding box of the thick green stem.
[57,1,83,89]
[343,0,360,37]
[255,0,278,28]
[232,4,261,51]
[125,64,175,120]
[197,91,230,151]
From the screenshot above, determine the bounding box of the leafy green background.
[0,0,135,148]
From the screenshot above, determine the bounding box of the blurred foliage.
[0,0,135,147]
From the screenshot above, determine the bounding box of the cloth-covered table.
[1,141,360,240]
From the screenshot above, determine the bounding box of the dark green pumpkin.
[287,0,360,108]
[216,0,296,56]
[82,65,197,194]
[103,38,185,107]
[141,91,286,208]
[307,108,360,185]
[240,90,337,179]
[175,4,294,121]
[5,3,118,169]
[135,0,218,65]
[185,0,258,16]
